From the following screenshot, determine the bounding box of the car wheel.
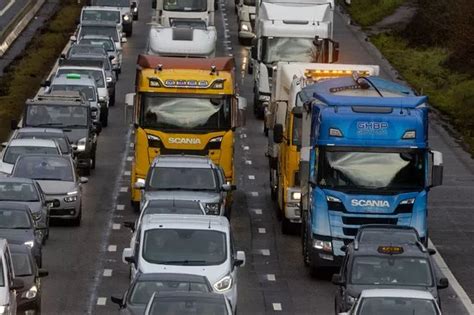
[82,166,91,176]
[72,207,82,226]
[131,200,140,213]
[110,91,116,106]
[91,150,96,170]
[100,107,108,127]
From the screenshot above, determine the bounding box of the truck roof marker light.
[154,64,163,74]
[329,128,343,137]
[210,65,218,75]
[304,69,370,80]
[402,130,416,139]
[66,73,81,79]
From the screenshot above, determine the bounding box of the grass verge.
[372,33,474,153]
[0,2,82,141]
[344,0,406,27]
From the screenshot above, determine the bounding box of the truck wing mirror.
[125,93,135,107]
[273,124,284,144]
[429,150,443,187]
[292,106,303,118]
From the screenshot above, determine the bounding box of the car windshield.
[262,37,315,63]
[11,253,33,277]
[0,210,32,229]
[358,297,440,315]
[130,280,210,304]
[79,38,115,52]
[144,201,203,215]
[148,167,217,191]
[143,229,227,266]
[12,156,74,182]
[94,0,130,7]
[3,146,58,164]
[0,182,39,202]
[150,298,228,315]
[69,45,107,57]
[80,25,119,42]
[51,84,96,102]
[17,134,70,154]
[358,230,419,244]
[82,10,120,23]
[57,69,105,88]
[317,147,425,192]
[141,94,231,132]
[350,256,433,286]
[25,105,88,128]
[164,0,207,12]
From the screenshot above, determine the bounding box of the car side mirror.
[340,245,347,252]
[292,106,303,118]
[331,274,345,286]
[234,251,246,267]
[70,35,77,42]
[40,80,51,87]
[250,42,257,60]
[80,177,88,184]
[121,37,127,43]
[134,179,145,189]
[11,278,24,290]
[222,184,236,192]
[122,248,135,264]
[38,268,49,278]
[111,295,124,307]
[427,248,436,255]
[10,119,18,130]
[429,150,443,187]
[273,123,284,144]
[1,142,6,148]
[123,221,135,232]
[437,277,449,289]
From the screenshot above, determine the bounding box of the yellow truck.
[268,63,379,233]
[125,55,244,209]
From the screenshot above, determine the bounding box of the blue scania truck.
[297,75,444,274]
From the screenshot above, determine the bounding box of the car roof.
[350,242,428,257]
[359,288,436,299]
[141,214,229,232]
[0,177,35,184]
[8,138,57,147]
[82,6,122,12]
[0,202,31,211]
[80,20,118,27]
[151,155,215,169]
[52,74,96,86]
[136,273,209,283]
[17,128,65,135]
[146,199,201,208]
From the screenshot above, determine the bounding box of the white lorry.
[249,0,339,118]
[147,23,217,57]
[152,0,216,26]
[237,0,256,45]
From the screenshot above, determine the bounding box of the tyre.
[72,208,82,227]
[131,200,140,213]
[100,107,108,127]
[110,91,116,106]
[91,151,96,170]
[126,30,132,37]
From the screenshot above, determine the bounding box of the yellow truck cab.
[268,63,380,233]
[126,56,244,208]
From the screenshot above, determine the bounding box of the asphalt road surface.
[34,0,474,314]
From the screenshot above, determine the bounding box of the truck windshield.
[82,10,120,23]
[140,94,231,132]
[25,105,88,128]
[50,85,97,102]
[317,147,425,192]
[262,37,314,63]
[164,0,207,12]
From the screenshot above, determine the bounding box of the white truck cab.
[0,239,24,315]
[152,0,216,27]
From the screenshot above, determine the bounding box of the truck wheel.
[126,29,132,37]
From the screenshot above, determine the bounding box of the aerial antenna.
[356,76,384,97]
[208,220,211,229]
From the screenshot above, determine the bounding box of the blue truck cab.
[298,75,444,274]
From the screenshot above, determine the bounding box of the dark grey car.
[13,127,74,157]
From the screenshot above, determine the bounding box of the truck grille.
[342,216,398,226]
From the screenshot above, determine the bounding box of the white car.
[0,239,25,315]
[122,214,245,310]
[0,139,61,175]
[340,289,442,315]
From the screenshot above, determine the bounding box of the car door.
[4,248,17,314]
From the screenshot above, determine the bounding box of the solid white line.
[120,187,128,192]
[107,245,117,252]
[272,303,282,311]
[260,249,270,256]
[250,192,259,197]
[258,228,266,234]
[267,274,276,281]
[96,297,107,306]
[248,175,255,180]
[103,269,112,277]
[429,239,474,314]
[116,204,125,211]
[123,171,131,176]
[243,145,249,150]
[112,223,121,230]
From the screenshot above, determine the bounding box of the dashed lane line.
[258,228,266,234]
[252,208,262,215]
[107,245,117,252]
[250,192,259,197]
[267,274,276,281]
[260,249,270,256]
[116,204,125,211]
[272,303,282,311]
[96,297,107,306]
[112,223,121,230]
[248,175,255,180]
[245,160,252,165]
[120,187,128,193]
[103,269,112,277]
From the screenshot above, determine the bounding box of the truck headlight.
[23,285,38,299]
[241,24,249,31]
[291,192,301,201]
[213,275,233,292]
[77,138,87,152]
[312,239,332,252]
[204,203,220,215]
[24,241,34,248]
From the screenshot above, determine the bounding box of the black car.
[332,242,449,313]
[354,224,422,245]
[111,273,212,315]
[10,244,48,314]
[0,202,45,267]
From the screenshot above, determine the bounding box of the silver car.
[135,155,235,216]
[11,155,87,226]
[78,35,122,74]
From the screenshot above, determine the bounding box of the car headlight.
[291,192,301,201]
[204,203,220,215]
[31,211,42,221]
[123,15,130,21]
[24,241,34,248]
[133,7,138,12]
[312,239,332,252]
[0,305,9,314]
[23,285,38,299]
[213,275,233,292]
[259,95,270,102]
[241,24,249,31]
[64,196,77,203]
[346,294,356,305]
[77,138,87,152]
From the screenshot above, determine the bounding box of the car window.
[358,297,440,315]
[3,146,59,164]
[13,156,74,182]
[79,39,115,52]
[0,182,39,202]
[150,298,228,315]
[57,69,105,88]
[144,201,203,215]
[16,134,71,154]
[0,210,33,229]
[11,253,33,277]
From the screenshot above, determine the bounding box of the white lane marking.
[243,145,249,150]
[107,245,117,252]
[126,156,133,161]
[272,303,282,311]
[103,269,112,277]
[250,191,259,197]
[248,175,255,180]
[260,249,270,256]
[252,208,262,215]
[240,133,247,138]
[97,297,107,306]
[258,228,266,234]
[124,171,131,176]
[266,274,276,281]
[245,160,252,165]
[120,187,128,192]
[0,0,15,16]
[116,204,125,211]
[429,239,474,314]
[112,223,121,230]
